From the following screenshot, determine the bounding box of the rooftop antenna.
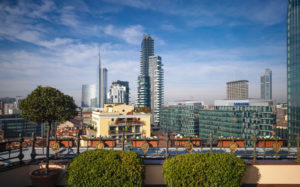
[98,47,101,68]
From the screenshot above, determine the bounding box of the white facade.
[108,84,128,104]
[149,56,164,125]
[214,99,273,107]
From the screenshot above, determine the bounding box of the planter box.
[88,140,116,148]
[132,139,159,147]
[49,140,74,148]
[217,140,244,148]
[172,139,201,147]
[257,140,284,147]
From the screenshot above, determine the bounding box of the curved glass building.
[287,0,300,141]
[81,84,97,108]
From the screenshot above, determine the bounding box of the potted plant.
[217,136,244,148]
[172,135,201,147]
[132,136,159,147]
[66,149,144,186]
[20,86,77,186]
[257,136,284,147]
[162,153,247,186]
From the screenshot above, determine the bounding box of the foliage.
[162,153,247,187]
[67,149,144,187]
[19,86,77,125]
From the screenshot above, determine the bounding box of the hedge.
[66,149,144,187]
[162,153,247,187]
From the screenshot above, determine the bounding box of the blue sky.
[0,0,287,105]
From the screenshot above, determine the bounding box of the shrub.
[66,149,144,187]
[162,153,247,187]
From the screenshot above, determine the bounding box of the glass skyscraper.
[97,50,108,108]
[137,35,154,108]
[287,0,300,141]
[260,68,272,100]
[81,84,97,108]
[149,56,164,125]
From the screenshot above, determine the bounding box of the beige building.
[227,80,248,99]
[92,104,151,139]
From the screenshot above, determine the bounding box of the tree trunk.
[46,122,52,175]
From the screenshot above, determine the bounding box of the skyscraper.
[226,80,248,99]
[149,56,164,125]
[81,84,97,108]
[97,50,108,108]
[260,69,272,100]
[287,0,300,141]
[108,80,129,105]
[137,35,154,108]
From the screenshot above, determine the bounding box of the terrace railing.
[0,132,300,169]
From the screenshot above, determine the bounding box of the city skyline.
[0,0,287,105]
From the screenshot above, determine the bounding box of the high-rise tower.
[149,56,164,126]
[260,69,272,100]
[287,0,300,142]
[97,50,108,108]
[137,35,154,108]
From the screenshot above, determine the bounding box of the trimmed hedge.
[66,149,144,187]
[162,153,247,187]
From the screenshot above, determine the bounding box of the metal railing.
[0,132,300,169]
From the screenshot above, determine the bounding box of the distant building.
[108,80,129,105]
[0,114,43,139]
[287,0,300,143]
[261,69,272,100]
[0,100,2,115]
[97,50,108,108]
[92,104,151,139]
[160,101,203,136]
[81,84,97,108]
[226,80,248,99]
[199,99,275,139]
[82,111,93,126]
[137,35,154,108]
[149,56,164,126]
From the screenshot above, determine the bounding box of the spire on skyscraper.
[98,48,101,68]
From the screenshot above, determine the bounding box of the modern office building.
[108,80,129,105]
[198,99,275,139]
[149,56,164,126]
[97,50,108,108]
[91,104,151,139]
[0,114,43,139]
[287,0,300,143]
[261,69,272,100]
[81,84,97,108]
[137,35,154,108]
[160,101,203,136]
[226,80,248,99]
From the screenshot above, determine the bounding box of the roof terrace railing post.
[77,131,80,155]
[31,132,36,162]
[18,133,24,165]
[252,134,257,163]
[209,133,213,152]
[165,133,169,159]
[122,131,125,151]
[297,134,300,163]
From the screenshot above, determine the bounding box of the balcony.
[0,133,300,186]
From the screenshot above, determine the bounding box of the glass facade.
[0,114,42,139]
[137,35,154,108]
[160,105,200,136]
[81,84,97,108]
[199,106,275,139]
[287,0,300,141]
[260,69,272,100]
[149,56,164,125]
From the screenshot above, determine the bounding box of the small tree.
[20,86,77,174]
